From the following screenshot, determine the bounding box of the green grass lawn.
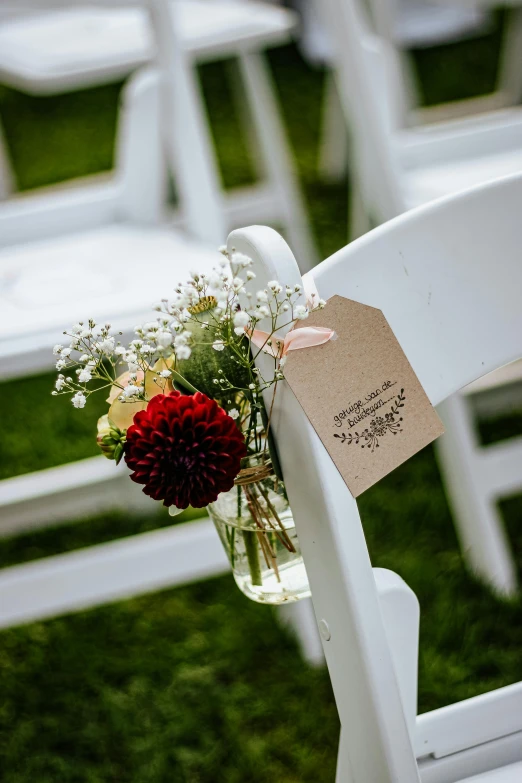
[0,29,521,783]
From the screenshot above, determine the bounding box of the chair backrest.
[321,0,405,221]
[227,172,522,782]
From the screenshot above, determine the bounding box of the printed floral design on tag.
[333,389,405,453]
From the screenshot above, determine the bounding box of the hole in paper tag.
[284,295,444,497]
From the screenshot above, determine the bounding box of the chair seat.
[0,1,296,94]
[0,222,219,363]
[458,761,522,782]
[404,145,522,209]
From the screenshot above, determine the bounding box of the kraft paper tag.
[284,295,444,497]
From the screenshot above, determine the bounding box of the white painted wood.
[0,222,219,363]
[227,172,522,780]
[464,360,522,395]
[318,72,348,182]
[0,456,156,536]
[0,1,316,666]
[336,730,356,783]
[415,684,522,761]
[476,438,522,498]
[0,2,297,94]
[0,517,230,629]
[375,567,420,740]
[116,65,166,225]
[277,598,325,666]
[419,734,522,783]
[228,224,420,783]
[435,396,518,597]
[278,565,421,701]
[459,762,522,783]
[298,0,490,66]
[0,0,316,263]
[0,180,121,249]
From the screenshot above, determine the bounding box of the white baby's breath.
[122,384,141,399]
[72,391,86,409]
[233,311,250,329]
[175,345,191,360]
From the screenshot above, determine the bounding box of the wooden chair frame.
[227,172,522,781]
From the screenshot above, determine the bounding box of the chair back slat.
[311,173,522,405]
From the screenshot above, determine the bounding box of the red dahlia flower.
[124,391,246,509]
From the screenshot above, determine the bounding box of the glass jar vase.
[208,460,311,605]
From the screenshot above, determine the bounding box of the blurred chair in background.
[297,0,490,67]
[0,0,317,271]
[310,0,522,180]
[229,172,522,783]
[317,0,522,596]
[0,0,322,663]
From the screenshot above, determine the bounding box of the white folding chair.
[315,0,522,596]
[0,62,222,520]
[0,0,249,541]
[0,4,320,664]
[0,0,317,270]
[227,171,522,782]
[317,0,522,181]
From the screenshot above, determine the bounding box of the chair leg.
[435,394,518,598]
[237,50,319,273]
[336,728,356,783]
[318,71,349,182]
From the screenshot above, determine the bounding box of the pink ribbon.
[249,325,336,359]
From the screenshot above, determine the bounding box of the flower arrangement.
[52,247,333,603]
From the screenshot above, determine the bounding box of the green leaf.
[171,371,200,396]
